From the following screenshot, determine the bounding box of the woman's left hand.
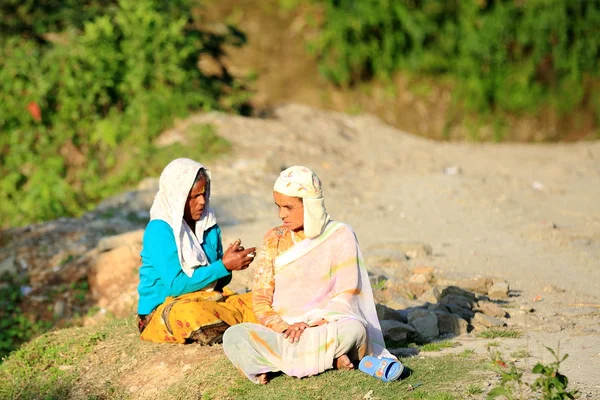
[310,319,327,327]
[283,322,310,343]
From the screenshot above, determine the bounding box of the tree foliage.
[0,0,248,228]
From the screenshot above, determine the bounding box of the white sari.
[223,221,393,383]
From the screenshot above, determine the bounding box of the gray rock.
[0,255,17,275]
[376,304,406,322]
[411,314,439,339]
[380,320,417,343]
[473,312,506,328]
[440,286,477,302]
[388,347,420,358]
[436,312,469,335]
[440,294,476,310]
[444,303,475,320]
[407,308,433,323]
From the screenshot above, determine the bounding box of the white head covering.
[273,166,330,238]
[149,158,217,277]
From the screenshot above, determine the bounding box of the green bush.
[311,0,600,120]
[0,0,248,228]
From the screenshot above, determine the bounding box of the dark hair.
[193,168,210,196]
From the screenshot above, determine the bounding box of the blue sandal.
[358,356,404,382]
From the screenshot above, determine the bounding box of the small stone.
[410,314,439,339]
[477,302,507,318]
[542,284,566,293]
[473,313,506,328]
[488,282,510,299]
[53,299,66,318]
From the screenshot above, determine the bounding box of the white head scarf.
[149,158,217,277]
[273,166,330,238]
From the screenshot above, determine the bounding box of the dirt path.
[162,104,600,395]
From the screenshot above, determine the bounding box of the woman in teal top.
[137,158,258,344]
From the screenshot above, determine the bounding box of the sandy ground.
[160,104,600,396]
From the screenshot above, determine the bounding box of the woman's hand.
[310,319,328,327]
[283,322,310,343]
[222,239,257,271]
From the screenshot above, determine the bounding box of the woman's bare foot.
[334,354,354,370]
[257,373,270,385]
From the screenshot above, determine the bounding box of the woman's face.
[273,191,304,231]
[184,177,207,222]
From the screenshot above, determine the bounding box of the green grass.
[466,384,483,395]
[460,349,475,358]
[477,329,523,339]
[486,341,501,347]
[510,349,532,359]
[0,321,121,399]
[0,318,491,400]
[419,340,457,352]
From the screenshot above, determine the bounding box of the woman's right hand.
[222,239,257,271]
[283,322,310,343]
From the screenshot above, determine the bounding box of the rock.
[476,302,508,318]
[411,314,439,339]
[436,312,469,335]
[488,281,510,299]
[97,230,144,253]
[388,347,420,358]
[54,299,66,318]
[411,266,436,282]
[0,255,17,275]
[444,304,475,320]
[407,281,431,298]
[457,277,493,294]
[380,320,417,343]
[376,304,406,322]
[542,284,566,293]
[418,287,441,303]
[88,244,142,317]
[473,312,506,328]
[408,273,429,285]
[439,294,476,310]
[440,286,477,302]
[407,308,433,323]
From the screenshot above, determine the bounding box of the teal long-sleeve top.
[137,219,232,315]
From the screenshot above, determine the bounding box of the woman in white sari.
[223,166,395,384]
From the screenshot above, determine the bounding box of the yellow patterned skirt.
[140,289,257,344]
